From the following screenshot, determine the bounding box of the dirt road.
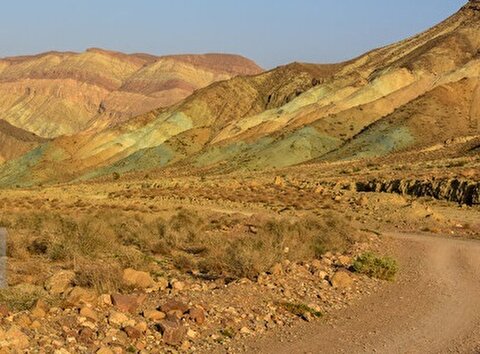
[237,233,480,353]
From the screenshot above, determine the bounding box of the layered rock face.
[356,179,480,206]
[0,49,262,138]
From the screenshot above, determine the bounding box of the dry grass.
[1,207,360,290]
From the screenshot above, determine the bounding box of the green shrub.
[352,252,398,281]
[280,302,322,318]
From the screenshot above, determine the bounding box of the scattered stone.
[98,294,113,307]
[124,326,142,339]
[274,176,286,187]
[189,306,206,325]
[0,304,9,317]
[66,287,96,306]
[160,300,189,314]
[171,280,185,291]
[80,306,98,321]
[269,262,283,276]
[240,326,252,335]
[31,306,46,319]
[158,320,186,345]
[331,270,354,289]
[96,348,114,354]
[156,277,169,291]
[108,311,129,327]
[122,268,155,289]
[337,255,352,267]
[187,329,198,339]
[135,321,148,333]
[143,309,166,321]
[2,326,30,349]
[45,270,75,295]
[111,293,146,313]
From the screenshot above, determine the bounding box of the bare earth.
[236,233,480,354]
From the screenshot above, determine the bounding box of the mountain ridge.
[0,1,478,187]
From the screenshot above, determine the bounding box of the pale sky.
[0,0,467,68]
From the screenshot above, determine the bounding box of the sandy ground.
[231,232,480,354]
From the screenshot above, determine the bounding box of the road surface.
[238,233,480,353]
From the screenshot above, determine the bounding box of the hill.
[0,1,479,186]
[0,49,262,138]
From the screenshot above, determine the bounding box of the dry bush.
[73,259,124,294]
[193,212,358,279]
[4,207,359,283]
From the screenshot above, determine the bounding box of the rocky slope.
[0,49,262,139]
[0,120,47,165]
[1,1,479,186]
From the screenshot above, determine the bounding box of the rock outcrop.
[355,178,480,206]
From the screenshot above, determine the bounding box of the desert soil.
[233,232,480,354]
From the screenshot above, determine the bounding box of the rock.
[30,320,42,329]
[0,304,9,317]
[160,300,189,314]
[31,299,48,318]
[96,348,114,354]
[273,176,286,187]
[122,268,155,289]
[111,293,146,313]
[135,321,148,333]
[54,349,72,354]
[98,294,113,307]
[180,341,191,351]
[187,329,198,339]
[269,262,283,276]
[2,326,30,349]
[316,270,328,280]
[81,321,96,330]
[337,255,352,267]
[80,306,98,321]
[124,326,142,339]
[331,270,354,289]
[156,277,169,291]
[45,270,75,295]
[78,327,95,343]
[166,310,184,321]
[143,309,166,321]
[108,311,129,327]
[357,195,369,206]
[189,306,206,325]
[240,326,252,335]
[66,287,96,306]
[31,306,46,319]
[171,280,185,291]
[158,320,186,345]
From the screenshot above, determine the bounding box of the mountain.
[0,119,47,165]
[0,1,479,187]
[0,49,262,138]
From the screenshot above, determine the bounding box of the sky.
[0,0,467,69]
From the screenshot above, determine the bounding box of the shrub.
[352,252,398,281]
[280,302,322,318]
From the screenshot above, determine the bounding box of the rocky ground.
[0,168,478,353]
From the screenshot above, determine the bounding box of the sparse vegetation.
[352,252,398,281]
[280,302,322,318]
